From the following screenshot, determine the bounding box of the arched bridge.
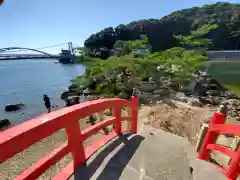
[0,47,58,60]
[0,47,52,56]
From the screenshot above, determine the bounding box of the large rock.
[224,92,239,99]
[65,96,79,106]
[188,98,203,107]
[138,82,159,92]
[5,104,25,112]
[0,119,11,129]
[187,73,226,97]
[153,88,171,96]
[174,93,189,103]
[206,90,223,96]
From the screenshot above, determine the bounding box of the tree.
[84,2,240,58]
[113,35,149,56]
[174,24,218,49]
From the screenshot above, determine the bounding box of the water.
[0,59,85,125]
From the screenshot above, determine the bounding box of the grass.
[207,61,240,96]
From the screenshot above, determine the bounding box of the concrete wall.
[207,51,240,61]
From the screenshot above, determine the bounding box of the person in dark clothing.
[43,94,51,113]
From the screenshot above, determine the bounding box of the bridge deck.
[69,127,225,180]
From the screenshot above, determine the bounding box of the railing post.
[195,123,209,152]
[228,136,240,165]
[114,105,121,134]
[198,111,227,160]
[226,144,240,180]
[65,119,86,169]
[131,96,138,134]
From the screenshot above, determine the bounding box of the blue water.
[0,60,85,125]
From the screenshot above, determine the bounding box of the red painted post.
[131,96,138,133]
[226,144,240,180]
[198,112,227,160]
[65,119,86,169]
[114,105,121,134]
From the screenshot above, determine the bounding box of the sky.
[0,0,238,54]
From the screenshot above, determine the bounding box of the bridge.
[0,42,76,63]
[0,97,240,179]
[0,47,58,60]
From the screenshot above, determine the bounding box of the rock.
[68,84,79,92]
[104,108,113,116]
[227,99,239,106]
[0,119,11,129]
[209,96,222,106]
[139,82,159,92]
[61,91,69,100]
[237,106,240,111]
[153,88,171,96]
[187,73,226,97]
[177,96,189,103]
[174,93,189,103]
[228,105,236,111]
[224,92,239,99]
[198,97,212,105]
[5,103,25,112]
[229,110,238,117]
[65,96,79,106]
[188,98,203,107]
[206,90,222,96]
[87,96,99,101]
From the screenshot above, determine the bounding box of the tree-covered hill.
[84,2,240,58]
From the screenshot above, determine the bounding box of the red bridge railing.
[0,97,138,180]
[198,110,240,180]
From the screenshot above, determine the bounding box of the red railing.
[0,97,138,180]
[198,111,240,180]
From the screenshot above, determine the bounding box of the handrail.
[198,110,240,180]
[0,97,138,180]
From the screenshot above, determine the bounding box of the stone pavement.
[70,126,226,180]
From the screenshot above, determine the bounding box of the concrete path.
[70,126,226,180]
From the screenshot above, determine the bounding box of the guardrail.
[0,97,138,180]
[198,110,240,180]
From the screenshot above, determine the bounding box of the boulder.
[0,119,11,129]
[5,103,25,112]
[188,98,203,107]
[65,96,79,106]
[153,88,171,96]
[209,96,222,106]
[139,82,159,92]
[224,92,239,99]
[61,91,69,100]
[104,108,113,116]
[206,90,222,96]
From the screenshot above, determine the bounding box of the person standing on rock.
[43,94,51,113]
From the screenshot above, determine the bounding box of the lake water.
[0,59,85,125]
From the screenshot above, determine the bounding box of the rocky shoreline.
[61,70,240,121]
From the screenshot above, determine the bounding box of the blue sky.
[0,0,238,54]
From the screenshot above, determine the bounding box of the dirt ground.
[137,100,240,170]
[138,100,216,144]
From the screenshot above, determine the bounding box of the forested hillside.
[84,2,240,58]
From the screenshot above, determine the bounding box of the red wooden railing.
[198,111,240,180]
[0,97,138,180]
